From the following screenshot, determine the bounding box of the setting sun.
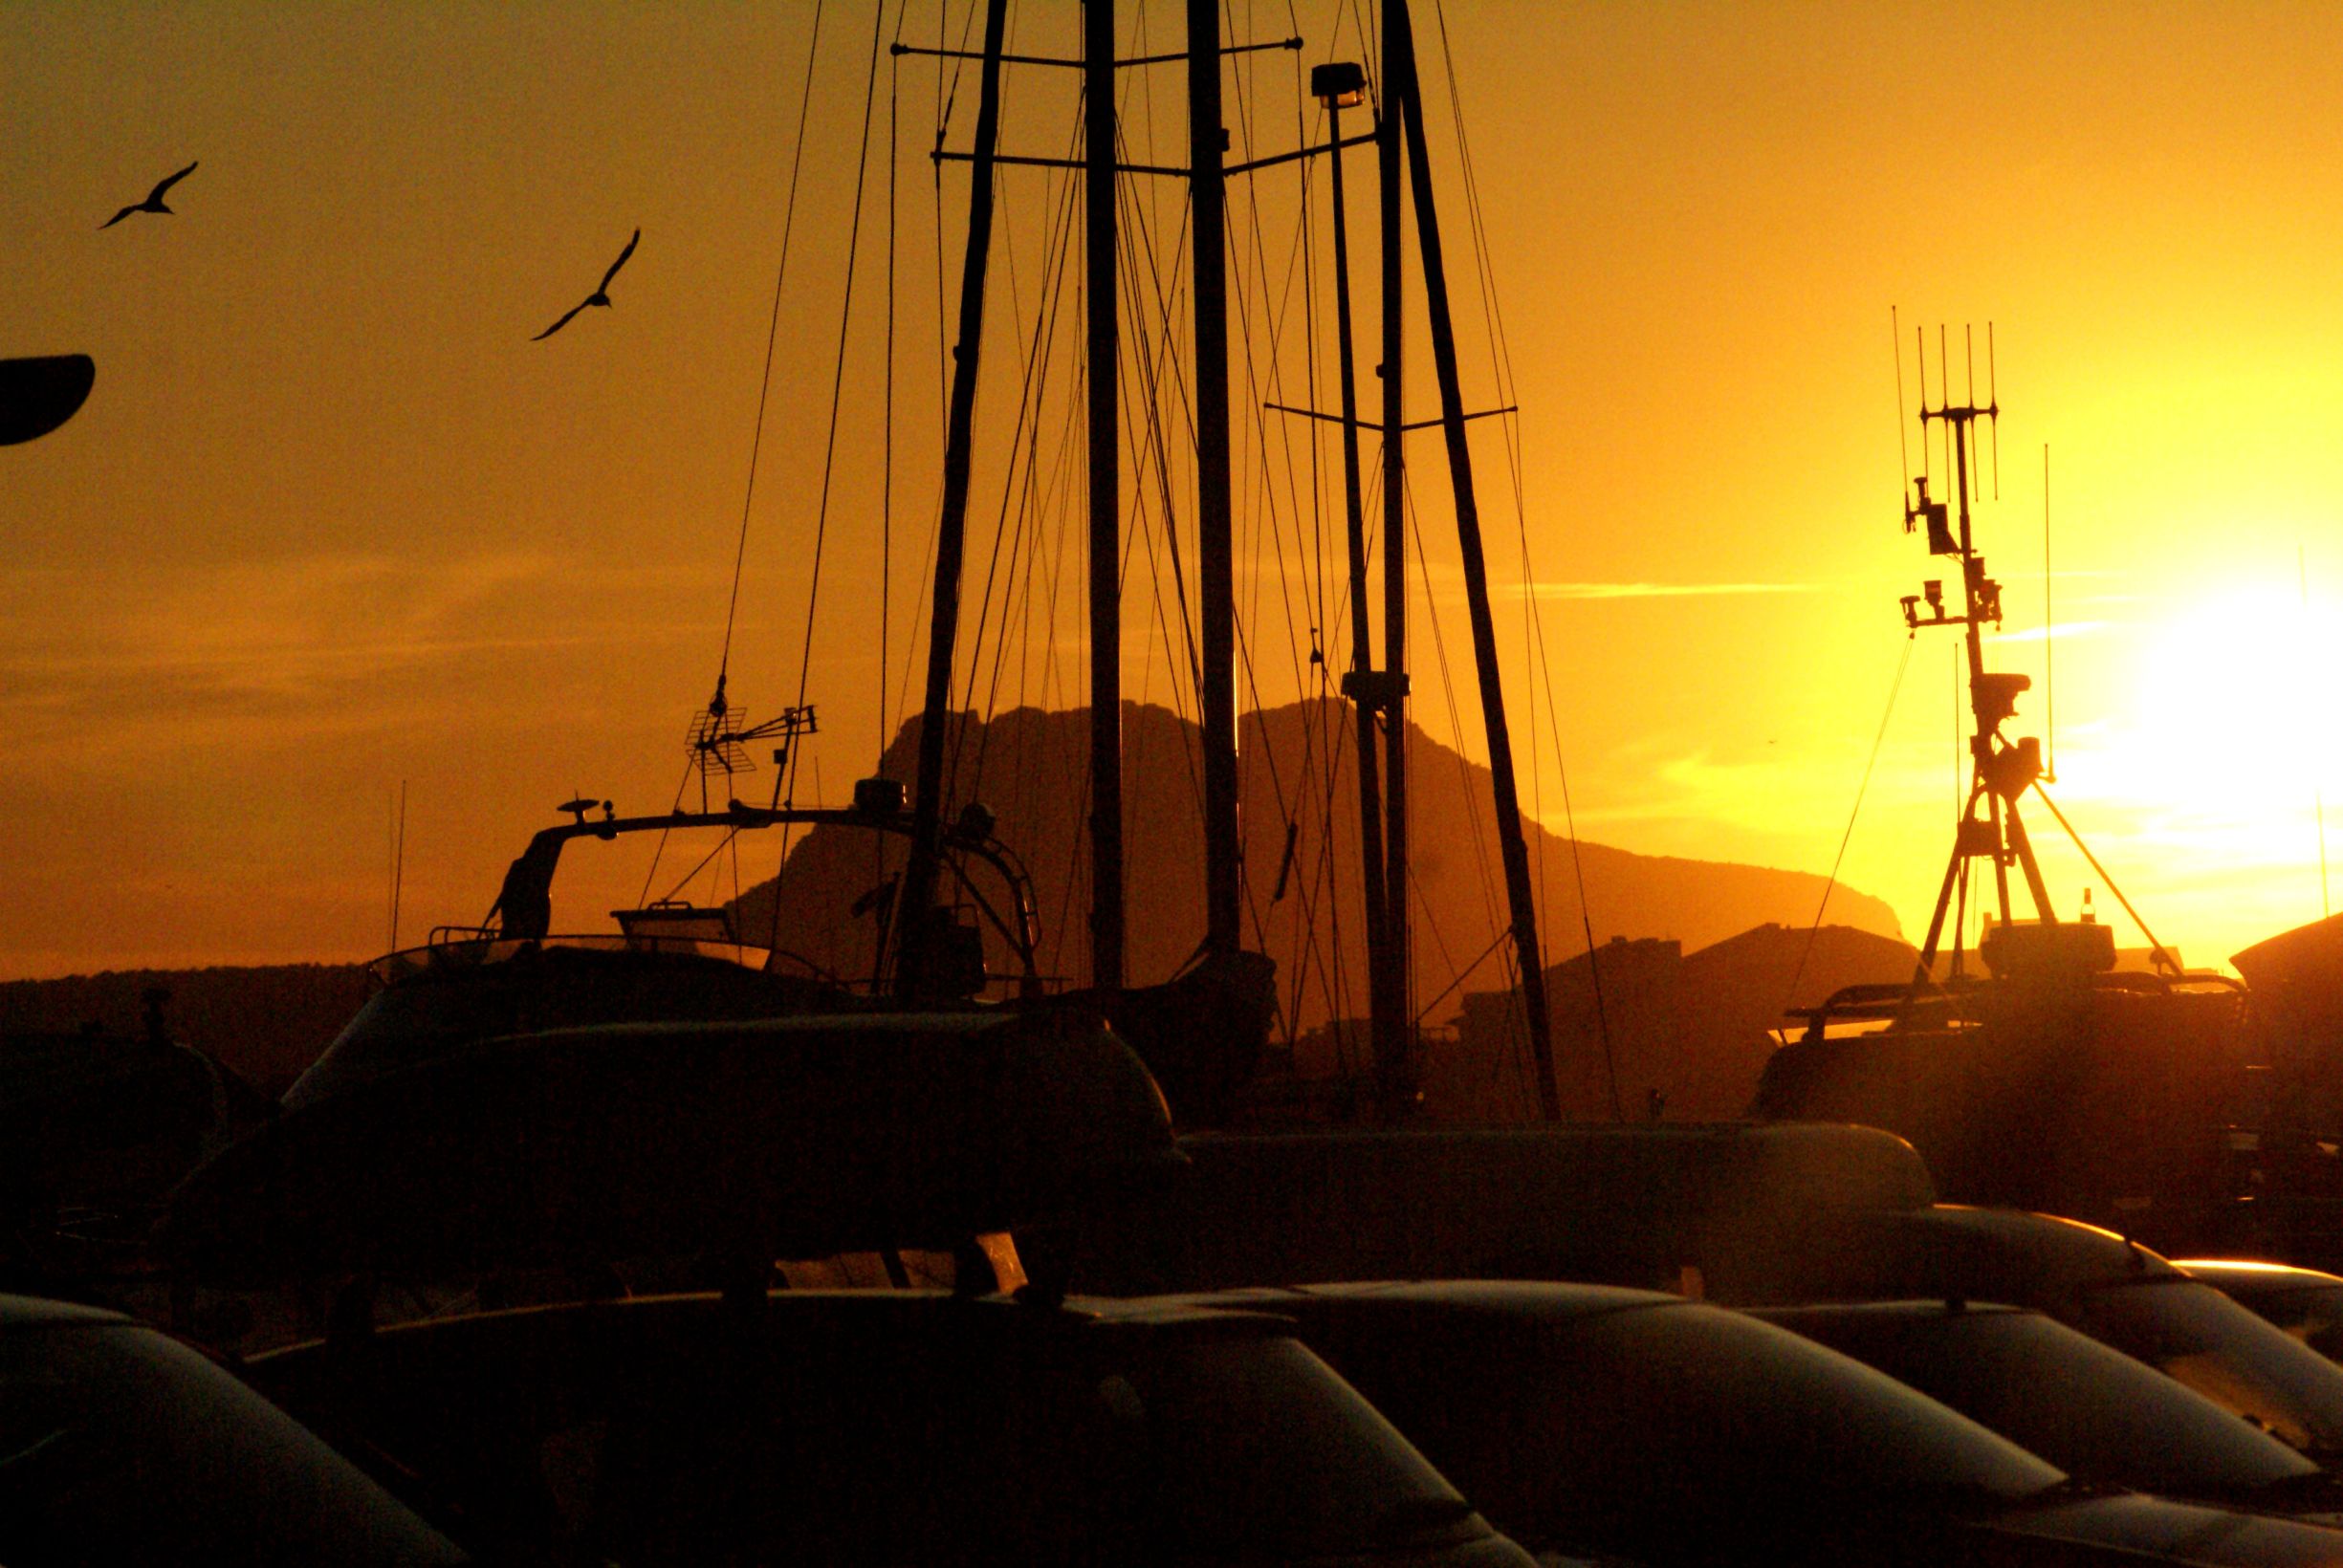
[2120,583,2335,858]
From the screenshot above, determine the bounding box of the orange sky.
[6,1,2342,985]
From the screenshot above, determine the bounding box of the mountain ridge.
[734,698,1902,1033]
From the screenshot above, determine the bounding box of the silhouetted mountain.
[0,964,368,1098]
[0,704,1899,1100]
[732,699,1903,1034]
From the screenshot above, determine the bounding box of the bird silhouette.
[99,162,198,229]
[532,229,640,341]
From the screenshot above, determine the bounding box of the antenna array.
[1884,322,2179,981]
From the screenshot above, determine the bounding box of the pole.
[1325,92,1402,1102]
[898,0,1010,996]
[1390,0,1558,1120]
[1378,0,1412,1086]
[1085,0,1125,990]
[1191,0,1241,957]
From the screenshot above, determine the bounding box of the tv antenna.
[684,678,818,812]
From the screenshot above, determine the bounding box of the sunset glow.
[8,3,2343,984]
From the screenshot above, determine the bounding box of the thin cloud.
[0,549,723,762]
[1989,620,2113,644]
[1514,580,1820,601]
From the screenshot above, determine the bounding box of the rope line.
[715,0,829,691]
[2029,783,2183,976]
[791,0,894,726]
[1784,630,1918,1015]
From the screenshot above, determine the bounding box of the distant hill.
[0,701,1903,1098]
[733,699,1903,1034]
[0,964,367,1097]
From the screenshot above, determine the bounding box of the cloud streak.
[1988,620,2113,644]
[1512,580,1820,601]
[0,549,727,762]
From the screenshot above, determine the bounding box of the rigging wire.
[1430,0,1620,1115]
[877,0,911,926]
[789,0,895,733]
[1411,924,1510,1032]
[2307,543,2332,919]
[635,752,702,913]
[714,0,831,697]
[933,0,980,430]
[2027,785,2182,975]
[1280,10,1342,1031]
[1222,91,1332,977]
[971,133,1082,712]
[766,2,891,949]
[657,827,747,909]
[883,0,909,752]
[1117,163,1206,705]
[654,1,827,932]
[1401,469,1508,995]
[1893,308,1911,504]
[2043,443,2053,781]
[887,0,976,754]
[1114,6,1210,780]
[958,120,1083,793]
[1782,630,1918,1017]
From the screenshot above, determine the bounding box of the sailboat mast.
[1191,0,1241,958]
[1389,0,1560,1120]
[1086,0,1125,991]
[1378,0,1413,1095]
[1322,73,1403,1108]
[898,0,1011,996]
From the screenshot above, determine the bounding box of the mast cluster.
[893,0,1563,1119]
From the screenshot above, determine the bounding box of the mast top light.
[1311,61,1366,108]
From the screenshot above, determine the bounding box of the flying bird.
[99,161,198,229]
[532,229,640,341]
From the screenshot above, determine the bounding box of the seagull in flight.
[532,229,640,341]
[99,161,199,229]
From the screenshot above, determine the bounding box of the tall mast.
[1085,0,1125,990]
[1317,63,1403,1109]
[897,0,1010,996]
[1191,0,1241,958]
[1377,0,1414,1108]
[1390,0,1560,1120]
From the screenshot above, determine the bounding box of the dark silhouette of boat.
[172,1008,1182,1296]
[1752,336,2277,1257]
[285,793,1046,1112]
[0,991,273,1289]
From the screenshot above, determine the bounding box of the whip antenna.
[388,777,407,947]
[1938,325,1951,484]
[1963,325,1980,503]
[1893,307,1913,502]
[2308,543,2331,917]
[2043,444,2055,783]
[1987,322,2001,500]
[1915,324,1931,487]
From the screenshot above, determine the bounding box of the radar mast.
[1898,326,2047,985]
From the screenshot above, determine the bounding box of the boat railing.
[374,930,780,987]
[1785,968,2249,1040]
[371,927,1064,1003]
